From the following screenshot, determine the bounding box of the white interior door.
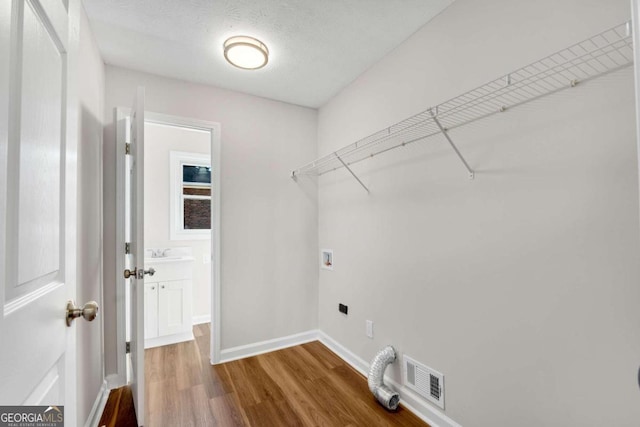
[0,0,78,421]
[632,0,640,394]
[128,87,146,426]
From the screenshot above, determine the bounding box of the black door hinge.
[126,341,131,354]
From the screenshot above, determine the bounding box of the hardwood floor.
[98,385,138,427]
[106,323,429,426]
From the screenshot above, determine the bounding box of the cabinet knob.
[151,286,155,290]
[161,285,165,289]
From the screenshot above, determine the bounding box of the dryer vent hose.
[368,345,400,411]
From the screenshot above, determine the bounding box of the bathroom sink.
[145,256,195,264]
[143,255,195,283]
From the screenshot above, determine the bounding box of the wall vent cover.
[403,355,445,409]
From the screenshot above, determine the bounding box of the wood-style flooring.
[98,385,138,427]
[104,323,428,426]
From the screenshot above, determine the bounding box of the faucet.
[151,248,170,258]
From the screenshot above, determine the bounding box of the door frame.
[114,108,222,386]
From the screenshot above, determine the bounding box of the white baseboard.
[219,329,319,363]
[317,331,462,427]
[85,380,110,427]
[192,314,211,325]
[105,373,125,390]
[317,331,369,374]
[145,331,194,349]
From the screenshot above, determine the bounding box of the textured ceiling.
[83,0,454,108]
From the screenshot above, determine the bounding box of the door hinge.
[125,143,131,155]
[126,341,131,354]
[125,242,131,254]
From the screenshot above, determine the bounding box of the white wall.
[77,4,105,425]
[144,122,211,320]
[103,66,318,375]
[317,0,640,426]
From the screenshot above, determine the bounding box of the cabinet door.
[158,280,192,336]
[144,282,159,339]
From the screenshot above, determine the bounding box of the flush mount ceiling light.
[223,36,269,70]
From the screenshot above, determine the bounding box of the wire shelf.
[291,22,633,179]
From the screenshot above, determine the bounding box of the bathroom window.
[170,151,211,240]
[182,165,211,230]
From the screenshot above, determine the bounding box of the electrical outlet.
[366,320,374,338]
[339,303,348,315]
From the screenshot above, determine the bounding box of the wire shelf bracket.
[335,153,370,193]
[290,21,633,190]
[429,108,475,180]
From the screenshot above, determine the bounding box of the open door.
[126,87,146,426]
[116,105,222,425]
[0,0,85,421]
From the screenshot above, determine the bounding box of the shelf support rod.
[335,153,370,193]
[429,109,475,180]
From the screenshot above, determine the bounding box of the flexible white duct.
[368,345,400,410]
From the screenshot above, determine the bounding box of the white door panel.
[128,87,145,427]
[15,0,63,292]
[24,362,63,405]
[0,0,76,420]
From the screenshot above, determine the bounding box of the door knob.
[144,267,156,277]
[123,267,156,279]
[66,301,99,327]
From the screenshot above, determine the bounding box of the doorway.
[115,109,221,397]
[143,121,212,350]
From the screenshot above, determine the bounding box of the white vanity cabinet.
[144,257,194,348]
